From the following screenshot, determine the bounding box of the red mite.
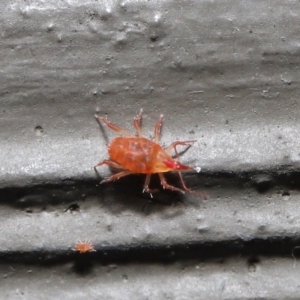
[73,241,96,253]
[94,109,205,198]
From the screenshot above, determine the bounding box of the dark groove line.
[1,167,300,207]
[0,237,299,266]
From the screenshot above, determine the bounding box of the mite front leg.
[164,140,197,158]
[142,174,159,198]
[154,114,164,143]
[133,108,144,137]
[95,115,134,137]
[177,171,208,199]
[158,173,186,194]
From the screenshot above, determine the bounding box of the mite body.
[95,109,204,197]
[108,137,182,174]
[73,240,96,253]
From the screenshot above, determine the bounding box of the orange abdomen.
[108,137,167,174]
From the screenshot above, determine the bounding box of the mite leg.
[177,171,208,199]
[100,170,133,184]
[133,108,144,137]
[94,160,133,184]
[94,159,124,170]
[154,114,164,143]
[142,174,159,198]
[158,173,186,194]
[164,140,197,158]
[159,172,207,198]
[95,115,134,137]
[177,171,193,192]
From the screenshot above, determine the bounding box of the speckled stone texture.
[1,0,300,298]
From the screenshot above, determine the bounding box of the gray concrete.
[1,257,300,299]
[1,0,300,298]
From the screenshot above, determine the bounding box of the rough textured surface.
[1,0,300,298]
[2,257,300,299]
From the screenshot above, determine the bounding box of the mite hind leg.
[164,140,197,158]
[94,159,124,170]
[94,159,133,184]
[154,114,164,143]
[100,170,133,184]
[95,115,134,137]
[142,174,159,198]
[133,109,144,137]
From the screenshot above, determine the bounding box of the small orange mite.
[94,109,205,198]
[73,241,96,253]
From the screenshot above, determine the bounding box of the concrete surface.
[1,0,300,298]
[1,257,300,299]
